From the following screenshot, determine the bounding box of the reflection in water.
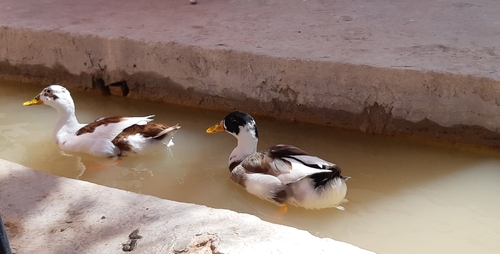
[1,80,500,254]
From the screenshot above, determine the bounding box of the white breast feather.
[59,136,119,157]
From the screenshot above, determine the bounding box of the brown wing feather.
[111,122,177,153]
[238,153,271,174]
[116,122,175,139]
[267,144,310,158]
[235,144,324,179]
[76,116,123,135]
[239,149,293,176]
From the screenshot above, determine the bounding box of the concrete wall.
[2,26,500,148]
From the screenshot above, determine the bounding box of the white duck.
[206,111,348,210]
[23,85,180,157]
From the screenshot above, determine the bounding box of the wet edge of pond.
[1,61,500,152]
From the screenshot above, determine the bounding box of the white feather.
[278,157,331,184]
[288,177,347,209]
[59,136,119,157]
[244,173,284,202]
[288,154,336,168]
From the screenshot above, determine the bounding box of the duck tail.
[154,124,180,139]
[309,168,345,189]
[342,175,351,181]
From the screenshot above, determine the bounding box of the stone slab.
[0,159,373,253]
[1,0,498,79]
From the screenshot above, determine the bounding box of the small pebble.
[341,15,353,22]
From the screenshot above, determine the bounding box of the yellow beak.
[23,95,43,106]
[206,121,225,134]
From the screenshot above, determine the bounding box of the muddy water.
[1,80,500,254]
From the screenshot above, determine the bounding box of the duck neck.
[53,102,81,144]
[229,133,258,168]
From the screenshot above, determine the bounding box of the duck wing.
[269,144,338,170]
[57,116,156,156]
[239,144,333,185]
[75,115,154,140]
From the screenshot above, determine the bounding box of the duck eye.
[47,89,52,93]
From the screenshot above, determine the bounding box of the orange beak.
[206,121,225,134]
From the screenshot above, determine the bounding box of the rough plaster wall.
[1,27,500,147]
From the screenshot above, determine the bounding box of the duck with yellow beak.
[24,85,180,157]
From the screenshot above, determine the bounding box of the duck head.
[206,111,259,165]
[23,85,75,112]
[206,111,258,138]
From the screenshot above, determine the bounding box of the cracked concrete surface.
[0,159,373,254]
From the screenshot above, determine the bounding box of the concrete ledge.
[0,159,373,253]
[1,0,499,148]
